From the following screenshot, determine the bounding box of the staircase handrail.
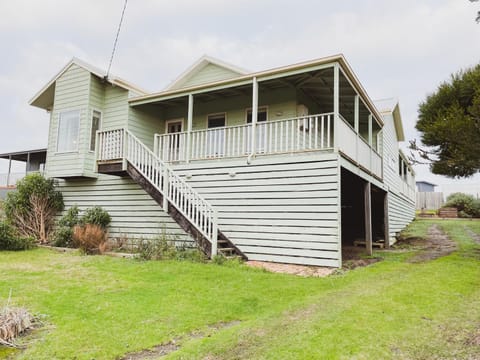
[97,128,218,255]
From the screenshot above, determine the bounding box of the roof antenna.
[105,0,128,81]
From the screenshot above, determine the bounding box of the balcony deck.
[97,113,382,179]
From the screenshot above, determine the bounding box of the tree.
[470,0,480,23]
[411,63,480,178]
[3,173,64,243]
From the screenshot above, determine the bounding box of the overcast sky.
[0,0,479,195]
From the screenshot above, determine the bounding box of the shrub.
[0,221,35,251]
[80,206,111,229]
[3,173,64,243]
[136,229,205,262]
[445,192,480,217]
[53,206,80,247]
[72,224,108,254]
[136,237,177,261]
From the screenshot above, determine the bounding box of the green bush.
[53,206,80,247]
[3,173,64,243]
[445,192,480,217]
[0,221,35,251]
[80,206,111,229]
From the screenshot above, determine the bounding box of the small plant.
[80,206,111,229]
[0,221,35,251]
[135,228,206,262]
[72,224,108,255]
[136,237,177,260]
[212,254,226,265]
[0,291,35,348]
[53,206,80,247]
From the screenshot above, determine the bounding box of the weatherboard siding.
[179,63,242,89]
[56,175,193,243]
[171,152,341,267]
[381,112,415,241]
[45,64,91,178]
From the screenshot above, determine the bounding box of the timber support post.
[364,182,373,256]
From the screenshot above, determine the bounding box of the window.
[57,110,80,153]
[207,113,226,157]
[246,107,268,153]
[89,110,101,151]
[246,107,267,123]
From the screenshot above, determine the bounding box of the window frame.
[56,109,81,154]
[206,112,227,128]
[245,106,268,124]
[89,109,102,152]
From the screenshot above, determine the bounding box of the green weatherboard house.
[26,54,415,267]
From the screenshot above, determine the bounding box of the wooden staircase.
[96,128,245,260]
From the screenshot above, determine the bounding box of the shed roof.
[0,148,47,162]
[416,181,437,187]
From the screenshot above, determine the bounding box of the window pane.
[208,114,225,128]
[57,110,80,152]
[90,111,101,151]
[246,108,267,123]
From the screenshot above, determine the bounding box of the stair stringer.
[126,162,247,260]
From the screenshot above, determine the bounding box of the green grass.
[1,219,479,359]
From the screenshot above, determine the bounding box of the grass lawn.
[1,219,479,359]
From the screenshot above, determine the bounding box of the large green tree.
[412,63,480,178]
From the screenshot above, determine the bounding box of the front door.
[165,119,184,161]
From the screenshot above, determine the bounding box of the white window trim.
[206,112,227,128]
[245,106,268,123]
[89,109,102,153]
[165,118,184,133]
[56,109,81,154]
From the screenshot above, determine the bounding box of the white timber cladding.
[45,64,90,178]
[171,152,341,267]
[380,111,415,241]
[56,174,194,243]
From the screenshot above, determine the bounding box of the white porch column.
[186,94,194,163]
[26,152,31,173]
[333,64,340,150]
[354,95,359,132]
[250,77,258,159]
[368,114,373,169]
[368,114,373,146]
[6,155,12,186]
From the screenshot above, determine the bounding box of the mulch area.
[246,261,335,277]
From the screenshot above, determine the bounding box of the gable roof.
[131,54,385,128]
[373,98,405,141]
[29,57,148,110]
[165,55,249,91]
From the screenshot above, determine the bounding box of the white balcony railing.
[154,113,334,163]
[336,116,382,179]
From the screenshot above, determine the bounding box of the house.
[25,54,415,267]
[416,181,437,193]
[415,181,444,210]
